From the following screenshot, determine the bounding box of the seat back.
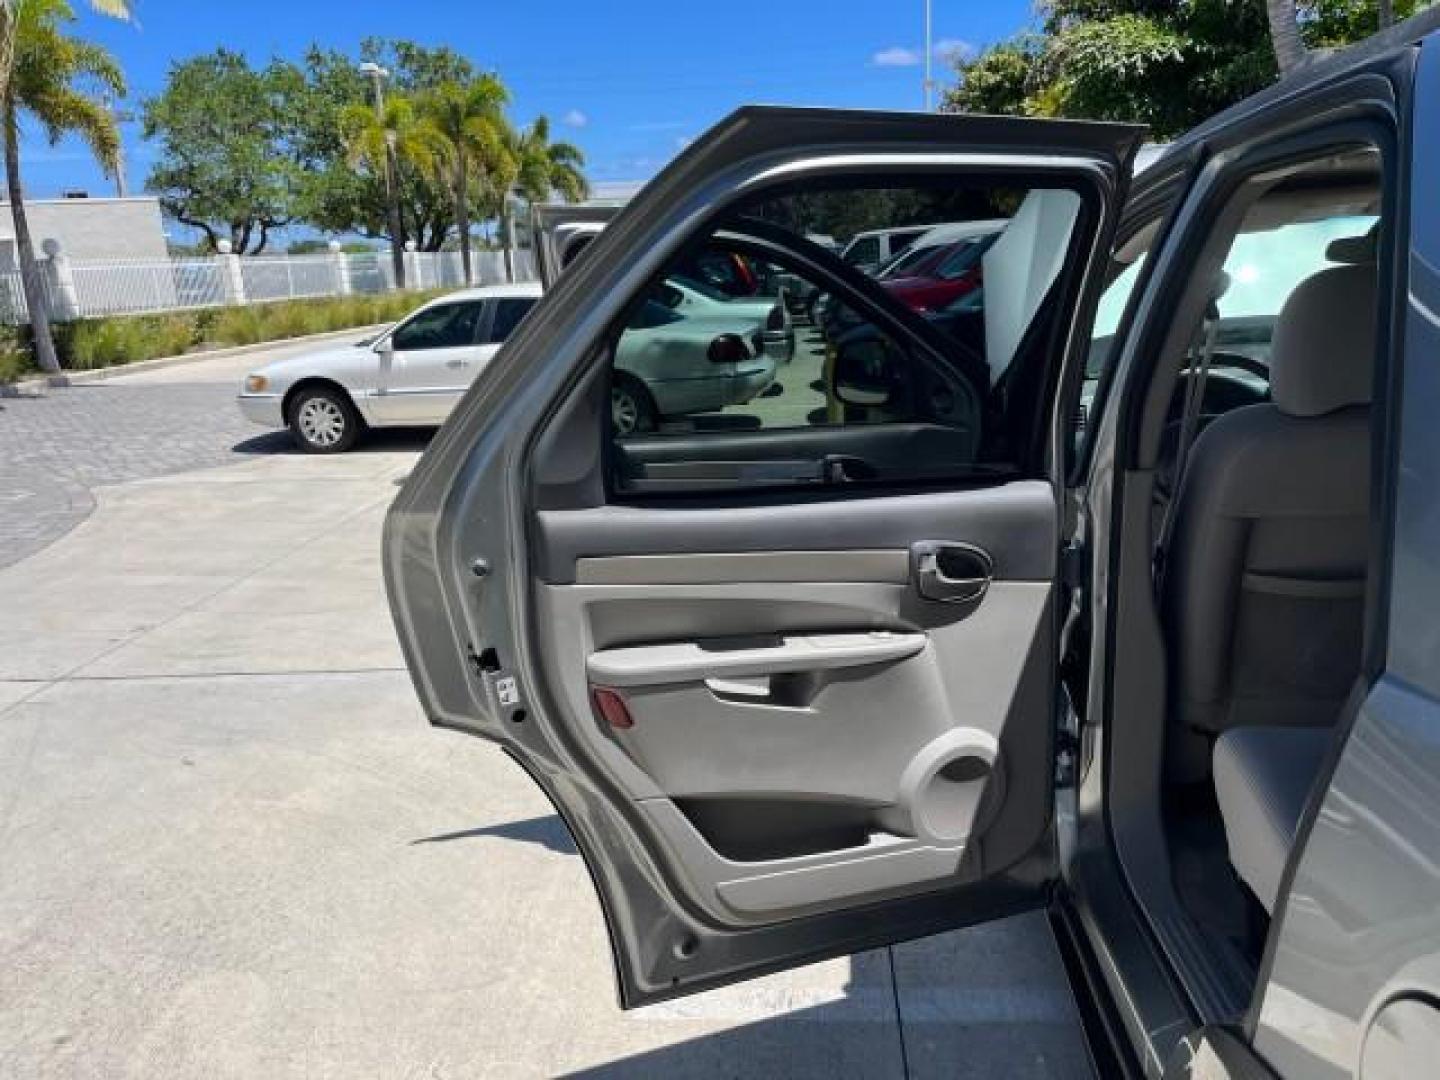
[1163,264,1376,780]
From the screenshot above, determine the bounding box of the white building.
[0,194,168,269]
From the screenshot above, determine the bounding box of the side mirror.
[374,336,394,359]
[833,337,895,407]
[707,333,751,365]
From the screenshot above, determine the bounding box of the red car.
[880,231,998,312]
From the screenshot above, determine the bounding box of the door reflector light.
[591,687,634,730]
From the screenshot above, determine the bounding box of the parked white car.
[237,283,542,452]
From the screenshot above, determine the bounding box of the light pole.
[359,60,406,289]
[924,0,934,111]
[103,95,135,197]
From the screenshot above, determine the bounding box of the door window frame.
[1082,96,1403,1037]
[566,166,1118,507]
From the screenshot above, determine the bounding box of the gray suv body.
[385,12,1440,1076]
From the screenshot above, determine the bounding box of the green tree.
[293,41,479,253]
[943,0,1420,139]
[0,0,127,106]
[143,50,301,254]
[3,0,125,376]
[421,75,507,284]
[340,91,449,283]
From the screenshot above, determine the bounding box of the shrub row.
[0,289,455,382]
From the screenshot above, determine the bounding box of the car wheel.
[611,375,656,436]
[289,386,362,453]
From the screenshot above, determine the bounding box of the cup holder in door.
[897,728,1004,845]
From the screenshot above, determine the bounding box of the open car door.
[386,107,1141,1007]
[531,202,621,287]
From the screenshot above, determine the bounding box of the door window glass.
[484,297,537,344]
[392,302,484,350]
[605,179,1093,493]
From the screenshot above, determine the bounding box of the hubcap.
[297,397,346,447]
[611,387,639,435]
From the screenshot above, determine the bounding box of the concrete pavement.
[0,350,1092,1078]
[0,331,386,570]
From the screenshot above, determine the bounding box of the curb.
[0,323,391,397]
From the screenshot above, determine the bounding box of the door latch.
[910,541,993,604]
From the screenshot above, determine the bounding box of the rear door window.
[483,297,538,344]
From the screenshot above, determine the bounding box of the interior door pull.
[911,541,993,604]
[586,631,926,688]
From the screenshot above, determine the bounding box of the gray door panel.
[536,560,1055,926]
[385,106,1140,1006]
[536,480,1057,584]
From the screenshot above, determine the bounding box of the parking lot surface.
[0,342,1092,1078]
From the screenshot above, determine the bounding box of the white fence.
[0,246,537,325]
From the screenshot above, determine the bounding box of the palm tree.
[0,0,127,102]
[493,115,588,281]
[2,0,126,377]
[341,94,448,289]
[421,75,507,285]
[1264,0,1307,74]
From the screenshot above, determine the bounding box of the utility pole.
[359,61,406,289]
[103,95,135,197]
[924,0,933,111]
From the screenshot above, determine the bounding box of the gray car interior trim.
[575,550,909,586]
[537,576,1052,925]
[1211,725,1332,913]
[538,481,1057,584]
[586,631,927,687]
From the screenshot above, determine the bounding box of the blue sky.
[28,1,1035,215]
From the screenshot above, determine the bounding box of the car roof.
[418,282,544,307]
[847,223,946,243]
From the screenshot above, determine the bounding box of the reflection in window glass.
[484,297,536,344]
[392,302,482,350]
[606,180,1089,490]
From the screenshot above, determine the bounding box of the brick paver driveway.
[0,332,414,568]
[0,380,281,567]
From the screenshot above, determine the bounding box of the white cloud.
[933,38,976,63]
[872,40,976,68]
[872,45,922,67]
[562,108,588,128]
[674,135,694,150]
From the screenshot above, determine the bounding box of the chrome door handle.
[445,358,470,368]
[911,541,993,603]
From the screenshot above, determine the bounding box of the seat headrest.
[1269,263,1377,418]
[1325,223,1378,264]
